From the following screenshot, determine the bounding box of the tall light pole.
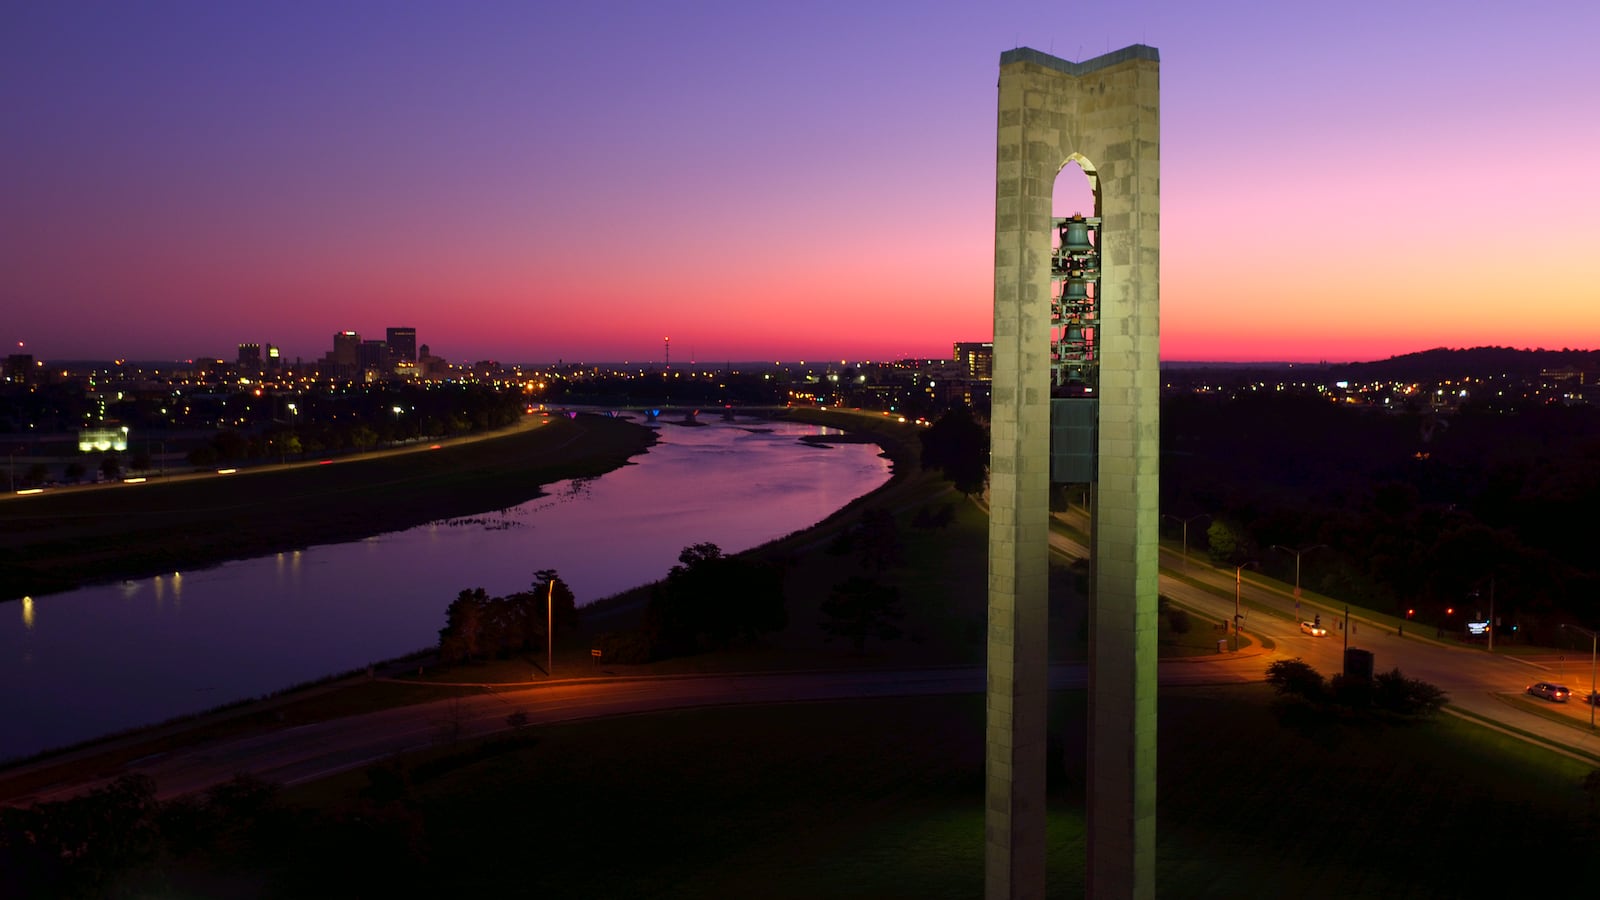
[1561,624,1598,730]
[546,577,555,678]
[1272,543,1327,620]
[1164,512,1210,572]
[1234,561,1259,651]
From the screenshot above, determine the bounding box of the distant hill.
[1330,346,1599,381]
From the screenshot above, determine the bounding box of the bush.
[1373,668,1447,717]
[1265,658,1326,702]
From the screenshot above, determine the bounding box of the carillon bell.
[1060,215,1093,253]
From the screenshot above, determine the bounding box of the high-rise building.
[953,341,993,380]
[359,339,389,378]
[265,344,282,374]
[386,327,417,364]
[237,343,262,372]
[332,331,360,379]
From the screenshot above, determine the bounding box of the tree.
[920,405,988,495]
[99,456,121,480]
[820,576,905,651]
[533,569,579,634]
[349,425,379,452]
[1206,519,1239,565]
[438,588,488,663]
[64,461,86,483]
[646,543,786,657]
[24,462,49,485]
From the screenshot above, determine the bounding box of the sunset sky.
[3,1,1595,365]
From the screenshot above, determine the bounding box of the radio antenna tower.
[664,336,670,370]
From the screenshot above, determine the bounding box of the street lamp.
[1163,513,1210,572]
[546,578,556,678]
[1233,561,1259,651]
[1560,624,1598,730]
[1272,543,1328,619]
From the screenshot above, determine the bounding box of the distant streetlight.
[1233,561,1259,651]
[1560,624,1598,730]
[1163,513,1210,572]
[1272,544,1328,617]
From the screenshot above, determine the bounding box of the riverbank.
[0,413,658,600]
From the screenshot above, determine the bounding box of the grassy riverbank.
[0,413,657,600]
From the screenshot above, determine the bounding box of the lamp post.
[546,578,555,678]
[1234,561,1259,651]
[1271,543,1327,599]
[1163,513,1210,572]
[1560,624,1598,730]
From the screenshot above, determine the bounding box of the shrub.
[1265,658,1326,702]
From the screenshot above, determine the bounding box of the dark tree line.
[920,405,988,495]
[1163,392,1600,637]
[642,543,787,658]
[437,571,577,665]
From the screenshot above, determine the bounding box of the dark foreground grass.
[144,686,1596,899]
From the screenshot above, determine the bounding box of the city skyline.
[4,1,1596,364]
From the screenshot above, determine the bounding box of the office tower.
[332,331,360,379]
[359,339,389,379]
[237,343,262,372]
[386,327,417,364]
[953,341,994,381]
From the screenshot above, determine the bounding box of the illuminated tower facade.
[986,45,1160,900]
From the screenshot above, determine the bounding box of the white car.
[1299,620,1327,637]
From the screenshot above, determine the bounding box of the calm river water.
[0,416,892,762]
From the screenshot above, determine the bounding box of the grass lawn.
[142,686,1597,899]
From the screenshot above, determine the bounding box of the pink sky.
[2,1,1595,364]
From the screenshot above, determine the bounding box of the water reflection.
[0,419,891,761]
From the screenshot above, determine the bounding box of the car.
[1586,691,1600,707]
[1299,620,1327,637]
[1526,682,1571,703]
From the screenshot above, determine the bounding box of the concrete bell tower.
[986,45,1160,900]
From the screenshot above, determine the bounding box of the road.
[1053,507,1600,761]
[4,657,1264,806]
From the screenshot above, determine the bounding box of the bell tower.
[986,45,1160,900]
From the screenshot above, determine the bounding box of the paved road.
[5,657,1264,806]
[1052,508,1600,761]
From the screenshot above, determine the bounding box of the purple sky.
[3,1,1596,364]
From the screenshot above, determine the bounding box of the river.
[0,415,893,763]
